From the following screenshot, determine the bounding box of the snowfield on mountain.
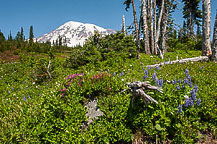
[34,21,116,47]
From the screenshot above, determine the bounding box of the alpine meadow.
[0,0,217,143]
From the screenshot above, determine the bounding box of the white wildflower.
[184,95,189,99]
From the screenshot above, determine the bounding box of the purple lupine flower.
[143,75,148,81]
[113,72,116,76]
[191,89,197,100]
[176,85,180,90]
[184,99,189,107]
[178,79,181,84]
[8,91,10,94]
[173,79,177,84]
[189,98,194,106]
[159,79,163,87]
[119,73,122,77]
[24,96,26,101]
[182,83,185,89]
[197,98,201,106]
[121,72,124,76]
[155,79,159,86]
[177,104,182,114]
[152,72,157,81]
[145,69,148,76]
[185,69,189,77]
[189,81,193,87]
[194,84,198,92]
[187,75,191,81]
[156,67,161,70]
[184,78,188,84]
[28,95,31,98]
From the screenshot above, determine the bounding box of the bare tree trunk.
[122,15,126,36]
[178,29,182,42]
[132,0,141,59]
[202,0,212,57]
[139,7,143,38]
[153,0,157,55]
[190,12,194,39]
[155,0,165,59]
[212,10,217,62]
[138,11,142,39]
[160,0,174,55]
[142,0,150,54]
[149,0,154,54]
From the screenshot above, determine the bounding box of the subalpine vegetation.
[0,0,217,143]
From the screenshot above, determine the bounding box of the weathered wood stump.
[125,81,163,107]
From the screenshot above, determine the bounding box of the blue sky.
[0,0,216,38]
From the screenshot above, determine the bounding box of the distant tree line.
[0,26,71,53]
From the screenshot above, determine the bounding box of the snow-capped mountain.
[35,21,116,47]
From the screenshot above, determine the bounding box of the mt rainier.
[35,21,116,47]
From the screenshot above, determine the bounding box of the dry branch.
[44,60,52,79]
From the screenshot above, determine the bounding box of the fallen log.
[146,56,209,68]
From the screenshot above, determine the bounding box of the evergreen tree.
[178,29,182,41]
[58,35,62,46]
[0,31,5,42]
[0,31,6,51]
[196,25,202,37]
[21,27,24,41]
[212,10,217,61]
[182,0,202,38]
[29,25,34,44]
[8,31,13,41]
[183,21,187,36]
[16,31,21,40]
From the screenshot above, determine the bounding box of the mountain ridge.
[34,21,116,47]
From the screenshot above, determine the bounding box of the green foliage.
[64,32,137,69]
[29,25,34,44]
[168,37,202,52]
[1,50,217,143]
[0,27,216,143]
